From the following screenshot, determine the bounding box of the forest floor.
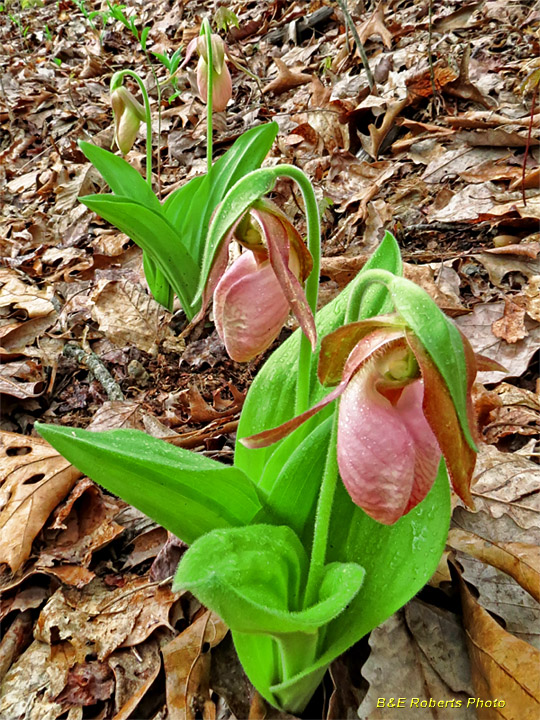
[1,0,539,718]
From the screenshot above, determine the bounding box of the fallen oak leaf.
[491,298,528,344]
[357,1,393,49]
[448,528,540,602]
[262,58,312,95]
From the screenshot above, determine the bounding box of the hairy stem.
[111,69,153,187]
[202,18,214,172]
[304,411,339,607]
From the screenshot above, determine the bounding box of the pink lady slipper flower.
[183,33,232,111]
[110,86,146,155]
[243,316,481,524]
[199,200,316,362]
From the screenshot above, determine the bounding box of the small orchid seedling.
[37,216,494,712]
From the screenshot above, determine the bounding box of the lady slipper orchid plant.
[37,210,493,709]
[204,200,316,361]
[242,314,478,524]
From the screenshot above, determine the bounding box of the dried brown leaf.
[0,432,81,572]
[457,565,540,719]
[162,610,228,720]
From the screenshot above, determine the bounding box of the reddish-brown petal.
[406,331,476,508]
[318,317,406,386]
[251,205,316,350]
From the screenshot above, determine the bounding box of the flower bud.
[196,34,232,112]
[110,86,146,155]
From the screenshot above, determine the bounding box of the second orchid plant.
[37,16,491,715]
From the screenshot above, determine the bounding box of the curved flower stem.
[267,166,321,415]
[202,18,214,173]
[345,267,395,322]
[111,70,153,187]
[304,410,339,607]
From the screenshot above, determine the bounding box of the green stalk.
[110,69,153,187]
[202,18,214,173]
[303,268,394,607]
[304,411,339,607]
[266,166,321,416]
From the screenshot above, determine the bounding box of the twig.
[336,0,375,91]
[427,0,439,114]
[64,341,124,401]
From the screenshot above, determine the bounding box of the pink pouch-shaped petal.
[213,252,290,362]
[337,369,416,524]
[394,381,441,515]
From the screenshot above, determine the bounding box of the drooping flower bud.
[210,201,316,362]
[110,86,146,155]
[183,33,232,112]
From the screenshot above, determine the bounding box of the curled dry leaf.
[491,298,528,344]
[448,527,540,602]
[162,610,228,720]
[457,553,540,650]
[262,58,312,95]
[455,302,540,383]
[455,563,540,719]
[0,431,81,573]
[109,636,163,720]
[36,577,179,662]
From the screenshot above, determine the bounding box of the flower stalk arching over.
[202,199,317,362]
[242,314,479,524]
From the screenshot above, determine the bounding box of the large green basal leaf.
[231,233,452,712]
[35,425,264,545]
[79,142,173,309]
[79,141,162,212]
[79,195,199,316]
[233,464,451,713]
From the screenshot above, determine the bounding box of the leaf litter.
[1,0,539,717]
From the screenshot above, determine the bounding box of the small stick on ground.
[64,342,124,401]
[336,0,375,91]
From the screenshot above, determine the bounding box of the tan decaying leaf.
[162,610,228,720]
[0,267,56,318]
[455,302,540,383]
[90,278,171,354]
[524,276,540,322]
[109,636,163,720]
[262,58,312,95]
[448,528,540,602]
[0,432,81,573]
[491,298,528,344]
[357,600,474,719]
[457,568,540,719]
[0,359,45,399]
[357,2,393,49]
[457,553,540,650]
[0,640,65,719]
[471,444,540,530]
[36,577,179,662]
